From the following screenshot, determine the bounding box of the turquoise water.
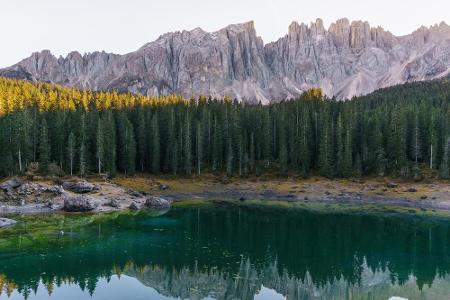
[1,202,450,299]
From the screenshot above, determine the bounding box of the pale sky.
[0,0,448,67]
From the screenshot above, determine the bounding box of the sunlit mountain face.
[1,204,450,299]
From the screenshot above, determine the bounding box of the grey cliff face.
[1,19,450,103]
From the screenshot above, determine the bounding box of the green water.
[1,202,450,300]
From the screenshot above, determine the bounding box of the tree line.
[1,77,450,178]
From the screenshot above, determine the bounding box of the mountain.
[1,18,450,103]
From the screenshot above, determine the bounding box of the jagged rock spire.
[1,19,449,102]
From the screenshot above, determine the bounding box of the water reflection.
[1,203,450,299]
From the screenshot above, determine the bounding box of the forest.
[0,77,450,179]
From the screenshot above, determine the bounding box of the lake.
[1,201,450,299]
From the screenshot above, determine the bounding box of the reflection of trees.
[3,257,450,300]
[1,206,450,298]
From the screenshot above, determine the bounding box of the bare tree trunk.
[430,144,433,169]
[18,148,22,172]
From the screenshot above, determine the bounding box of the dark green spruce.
[1,79,450,178]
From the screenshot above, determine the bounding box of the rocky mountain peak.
[221,20,256,34]
[1,18,450,103]
[310,18,326,37]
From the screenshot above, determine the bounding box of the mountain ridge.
[1,18,449,103]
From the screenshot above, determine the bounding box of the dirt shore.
[115,175,450,209]
[1,175,450,217]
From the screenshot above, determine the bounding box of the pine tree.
[136,109,147,172]
[397,111,409,176]
[299,109,311,176]
[0,117,14,176]
[342,126,353,178]
[249,131,255,174]
[1,76,450,179]
[10,112,28,172]
[225,107,233,176]
[184,111,192,175]
[261,108,272,166]
[151,113,160,174]
[278,115,288,175]
[440,137,450,179]
[103,111,116,176]
[374,118,386,176]
[136,107,147,172]
[335,115,344,177]
[166,109,178,175]
[429,112,438,169]
[96,119,104,174]
[412,113,422,163]
[79,114,87,177]
[212,115,222,171]
[318,115,331,177]
[53,111,65,169]
[38,118,50,174]
[67,132,75,176]
[196,120,202,175]
[123,119,136,175]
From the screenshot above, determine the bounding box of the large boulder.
[106,198,120,208]
[386,182,398,188]
[63,194,98,212]
[159,184,169,191]
[129,201,143,210]
[0,178,23,192]
[0,218,17,228]
[17,182,40,195]
[145,196,170,209]
[62,181,95,194]
[49,185,65,195]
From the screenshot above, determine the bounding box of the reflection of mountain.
[1,206,450,298]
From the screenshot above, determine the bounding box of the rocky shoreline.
[0,177,171,227]
[2,176,450,227]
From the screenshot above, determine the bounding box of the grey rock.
[386,182,398,188]
[63,194,98,212]
[5,189,15,199]
[107,198,120,208]
[128,190,142,197]
[1,19,449,102]
[159,184,169,191]
[0,178,23,192]
[0,218,17,228]
[49,185,65,195]
[145,196,170,209]
[62,181,95,194]
[17,183,39,195]
[129,201,143,210]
